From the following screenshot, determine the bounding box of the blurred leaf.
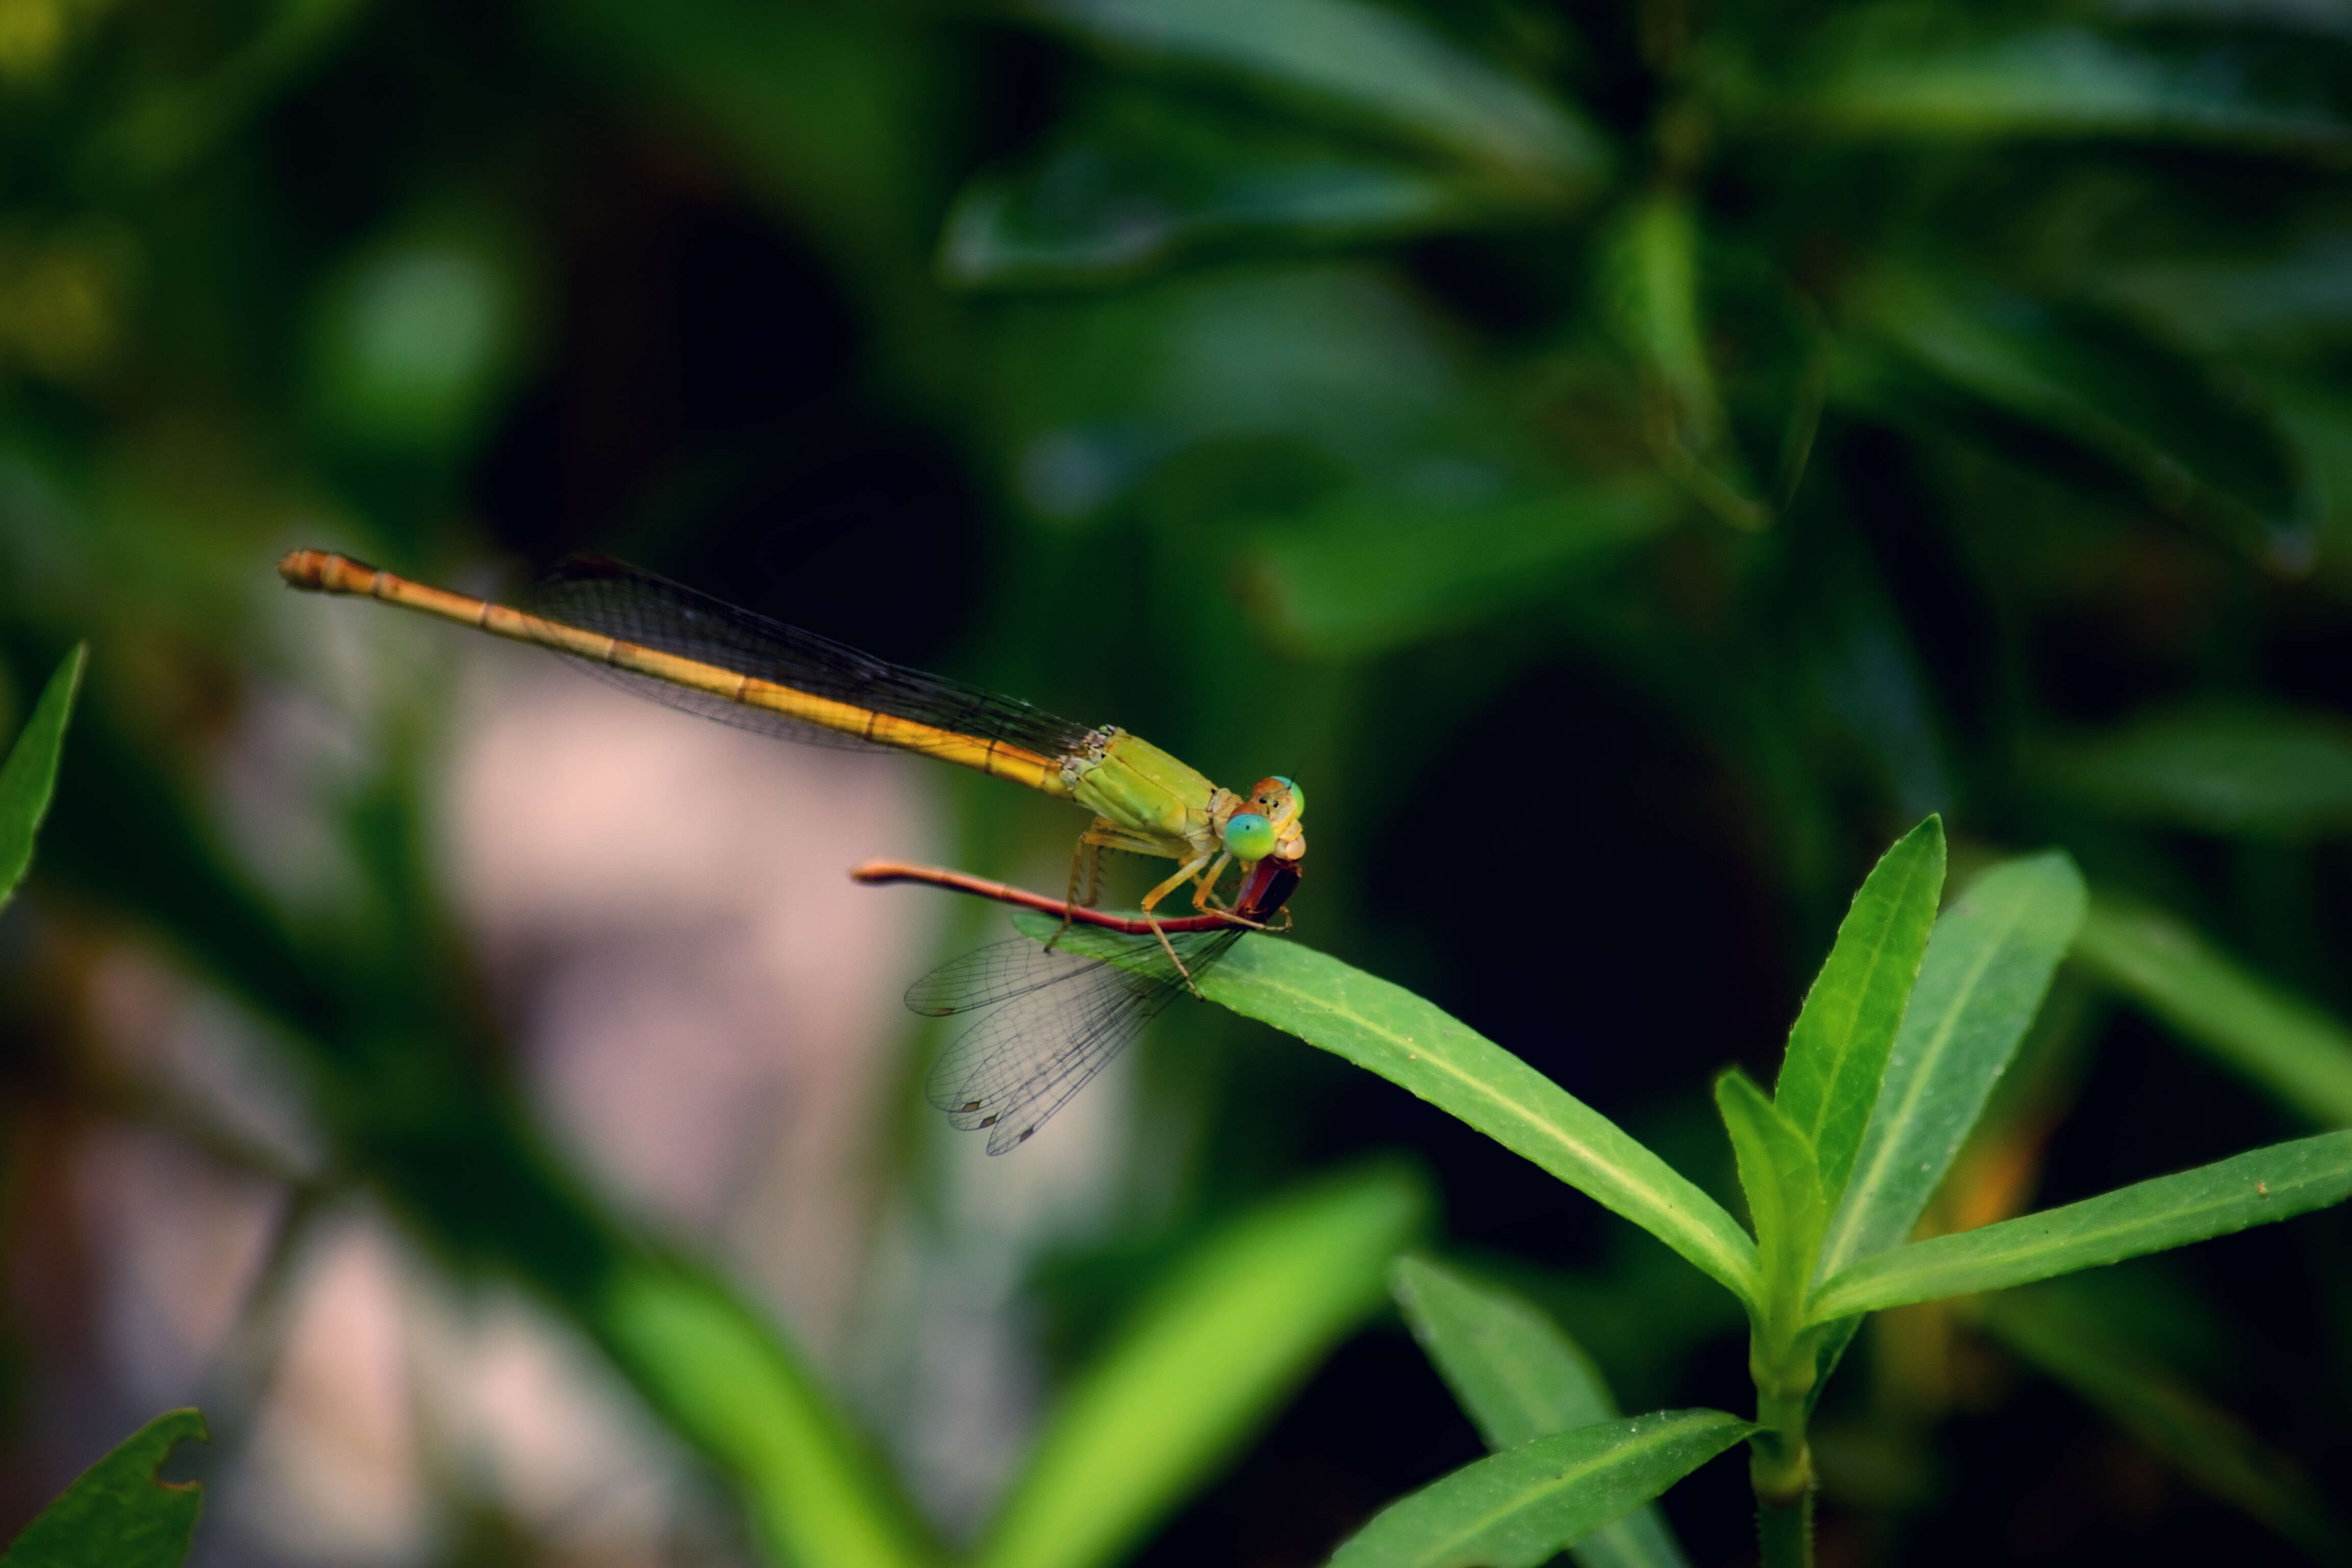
[940,92,1493,289]
[975,1166,1428,1568]
[1389,1256,1691,1568]
[1392,1254,1619,1447]
[1241,477,1676,658]
[309,221,538,457]
[0,643,83,912]
[103,0,373,182]
[1980,1284,2352,1559]
[602,1267,935,1568]
[1600,191,1766,530]
[1717,1069,1826,1324]
[2,1407,206,1568]
[2098,231,2352,356]
[1325,1410,1751,1568]
[2110,0,2352,36]
[1841,270,2312,555]
[2038,703,2352,837]
[1017,915,1764,1304]
[1775,816,1946,1200]
[1021,0,1610,197]
[1817,853,2088,1282]
[2073,896,2352,1126]
[1790,22,2352,159]
[1809,1126,2352,1319]
[985,264,1472,523]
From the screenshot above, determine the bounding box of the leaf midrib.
[1812,1153,2342,1319]
[1216,959,1760,1297]
[1403,1415,1732,1562]
[1816,890,2033,1281]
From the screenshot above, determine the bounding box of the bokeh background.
[8,0,2352,1562]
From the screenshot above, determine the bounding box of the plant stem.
[1751,1337,1817,1568]
[1757,1488,1814,1568]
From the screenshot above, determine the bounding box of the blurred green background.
[7,0,2352,1562]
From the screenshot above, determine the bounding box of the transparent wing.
[915,928,1244,1154]
[524,556,1098,759]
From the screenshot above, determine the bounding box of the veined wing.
[525,556,1099,760]
[917,926,1245,1154]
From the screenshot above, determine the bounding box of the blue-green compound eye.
[1269,776,1304,821]
[1223,812,1277,862]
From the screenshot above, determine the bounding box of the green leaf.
[1815,852,2088,1282]
[1841,271,2310,552]
[1600,190,1766,530]
[2073,896,2352,1126]
[938,93,1494,289]
[1716,1070,1826,1327]
[2,1408,207,1568]
[1980,1285,2352,1559]
[975,1166,1428,1568]
[1021,0,1610,195]
[1325,1410,1752,1568]
[0,645,86,913]
[2037,703,2352,837]
[1241,478,1677,658]
[1774,816,1946,1200]
[1015,916,1763,1306]
[1809,1128,2352,1320]
[1792,23,2352,159]
[600,1268,935,1568]
[1390,1256,1691,1568]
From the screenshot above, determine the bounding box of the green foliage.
[2,1409,206,1568]
[1980,1284,2352,1559]
[1716,1069,1826,1333]
[974,1167,1427,1568]
[1773,816,1945,1202]
[2075,897,2352,1127]
[1324,1410,1752,1568]
[1390,1256,1690,1568]
[1018,912,1761,1305]
[1021,0,1610,197]
[600,1268,935,1568]
[0,645,84,913]
[1809,1128,2352,1319]
[1816,852,2089,1280]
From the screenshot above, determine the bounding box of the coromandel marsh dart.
[278,549,1306,1150]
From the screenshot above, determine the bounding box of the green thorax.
[1068,729,1221,844]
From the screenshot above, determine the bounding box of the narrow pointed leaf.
[1390,1256,1690,1568]
[1326,1410,1751,1568]
[975,1167,1427,1568]
[1809,1129,2352,1320]
[2037,703,2352,838]
[1774,816,1945,1198]
[1019,915,1763,1305]
[0,645,87,912]
[1816,852,2087,1282]
[939,95,1488,289]
[1981,1287,2352,1558]
[1601,192,1766,530]
[1244,479,1677,659]
[3,1407,207,1568]
[1794,24,2352,159]
[1717,1070,1826,1320]
[1021,0,1609,194]
[2073,897,2352,1127]
[602,1269,937,1568]
[1842,272,2310,551]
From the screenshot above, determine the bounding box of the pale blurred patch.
[444,641,941,1358]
